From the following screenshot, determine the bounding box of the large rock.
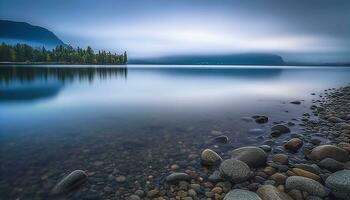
[52,170,87,195]
[224,189,262,200]
[309,145,349,162]
[219,159,251,183]
[285,176,328,197]
[284,138,303,152]
[317,158,345,172]
[166,172,191,182]
[201,149,222,165]
[231,146,267,167]
[271,124,290,134]
[257,185,293,200]
[325,170,350,199]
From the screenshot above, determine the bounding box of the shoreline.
[48,85,350,199]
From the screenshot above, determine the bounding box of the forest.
[0,43,127,64]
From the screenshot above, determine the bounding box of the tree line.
[0,43,127,64]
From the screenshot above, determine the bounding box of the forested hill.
[0,20,64,48]
[0,43,127,65]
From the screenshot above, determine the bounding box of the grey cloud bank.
[0,0,349,62]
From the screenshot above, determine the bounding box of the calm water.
[0,65,350,199]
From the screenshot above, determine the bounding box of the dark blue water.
[0,65,349,199]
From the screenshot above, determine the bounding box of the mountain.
[129,53,285,65]
[0,20,65,48]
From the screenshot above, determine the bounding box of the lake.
[0,65,350,199]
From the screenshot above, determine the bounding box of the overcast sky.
[1,0,349,62]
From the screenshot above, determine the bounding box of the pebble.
[284,138,303,152]
[201,149,223,165]
[272,154,289,165]
[51,170,87,195]
[116,175,126,183]
[219,159,251,183]
[231,146,267,167]
[309,145,349,162]
[166,172,191,182]
[271,124,291,134]
[285,176,328,197]
[291,168,321,182]
[270,173,287,185]
[257,185,293,200]
[317,158,345,172]
[213,135,229,143]
[224,189,262,200]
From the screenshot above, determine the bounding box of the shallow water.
[0,65,350,199]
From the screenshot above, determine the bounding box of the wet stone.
[52,170,87,195]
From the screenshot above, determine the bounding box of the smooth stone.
[270,173,287,185]
[219,159,251,183]
[208,170,223,182]
[52,170,87,195]
[272,154,289,165]
[309,145,349,162]
[224,189,262,200]
[284,138,303,152]
[257,185,293,200]
[325,170,350,199]
[292,168,321,182]
[271,124,290,134]
[115,175,126,183]
[231,146,267,168]
[128,195,141,200]
[213,135,229,143]
[294,164,320,175]
[285,176,328,197]
[253,116,268,124]
[271,130,282,137]
[317,158,345,172]
[290,101,301,105]
[287,189,304,200]
[201,149,223,166]
[259,145,271,152]
[166,173,191,182]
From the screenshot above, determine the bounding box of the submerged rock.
[325,170,350,199]
[213,135,229,143]
[285,176,328,197]
[231,146,267,167]
[52,170,87,195]
[201,149,222,166]
[271,124,290,134]
[219,159,251,183]
[166,173,191,182]
[253,115,268,124]
[284,138,303,152]
[290,101,301,105]
[309,145,349,162]
[257,185,293,200]
[224,189,261,200]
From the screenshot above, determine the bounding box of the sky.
[0,0,349,62]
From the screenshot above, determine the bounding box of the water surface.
[0,65,349,199]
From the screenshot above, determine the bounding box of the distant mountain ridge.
[0,20,65,48]
[129,53,285,65]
